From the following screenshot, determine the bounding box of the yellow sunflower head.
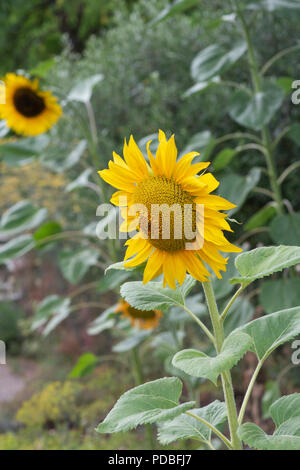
[115,300,162,330]
[0,73,62,136]
[99,130,242,289]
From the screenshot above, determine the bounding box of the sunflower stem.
[131,347,156,450]
[234,2,284,215]
[202,281,242,450]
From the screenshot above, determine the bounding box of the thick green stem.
[131,347,155,450]
[202,282,242,450]
[235,2,284,215]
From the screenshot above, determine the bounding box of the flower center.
[133,176,196,252]
[128,306,156,320]
[13,87,46,117]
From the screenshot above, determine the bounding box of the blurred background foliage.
[0,0,300,450]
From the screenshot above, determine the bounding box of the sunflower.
[99,130,242,289]
[115,300,162,330]
[0,73,62,136]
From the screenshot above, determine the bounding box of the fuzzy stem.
[202,282,242,450]
[131,347,156,450]
[234,2,284,214]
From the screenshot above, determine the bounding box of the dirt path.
[0,365,25,402]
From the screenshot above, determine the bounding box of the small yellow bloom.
[0,73,62,136]
[99,130,242,289]
[115,300,162,330]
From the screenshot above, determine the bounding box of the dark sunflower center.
[133,176,197,252]
[128,306,156,320]
[13,87,45,117]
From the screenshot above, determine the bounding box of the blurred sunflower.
[115,300,162,330]
[0,73,62,136]
[99,130,241,289]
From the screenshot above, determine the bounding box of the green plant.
[98,245,300,450]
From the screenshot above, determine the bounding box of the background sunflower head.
[115,300,162,330]
[0,73,62,136]
[99,130,242,289]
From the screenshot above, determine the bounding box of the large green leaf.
[236,307,300,361]
[228,82,285,130]
[32,295,71,335]
[270,213,300,245]
[238,421,300,450]
[259,279,300,314]
[231,245,300,286]
[120,276,195,311]
[240,393,300,449]
[58,248,98,284]
[172,331,252,385]
[96,377,195,433]
[68,74,103,103]
[158,401,227,445]
[219,168,261,215]
[191,41,247,82]
[0,201,47,237]
[0,234,34,264]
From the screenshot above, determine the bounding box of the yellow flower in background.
[115,300,162,330]
[0,73,62,136]
[99,130,242,289]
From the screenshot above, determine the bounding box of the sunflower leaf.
[234,307,300,361]
[120,277,194,311]
[238,422,300,450]
[158,401,227,445]
[96,377,195,433]
[228,81,285,130]
[230,245,300,286]
[172,331,252,385]
[239,392,300,449]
